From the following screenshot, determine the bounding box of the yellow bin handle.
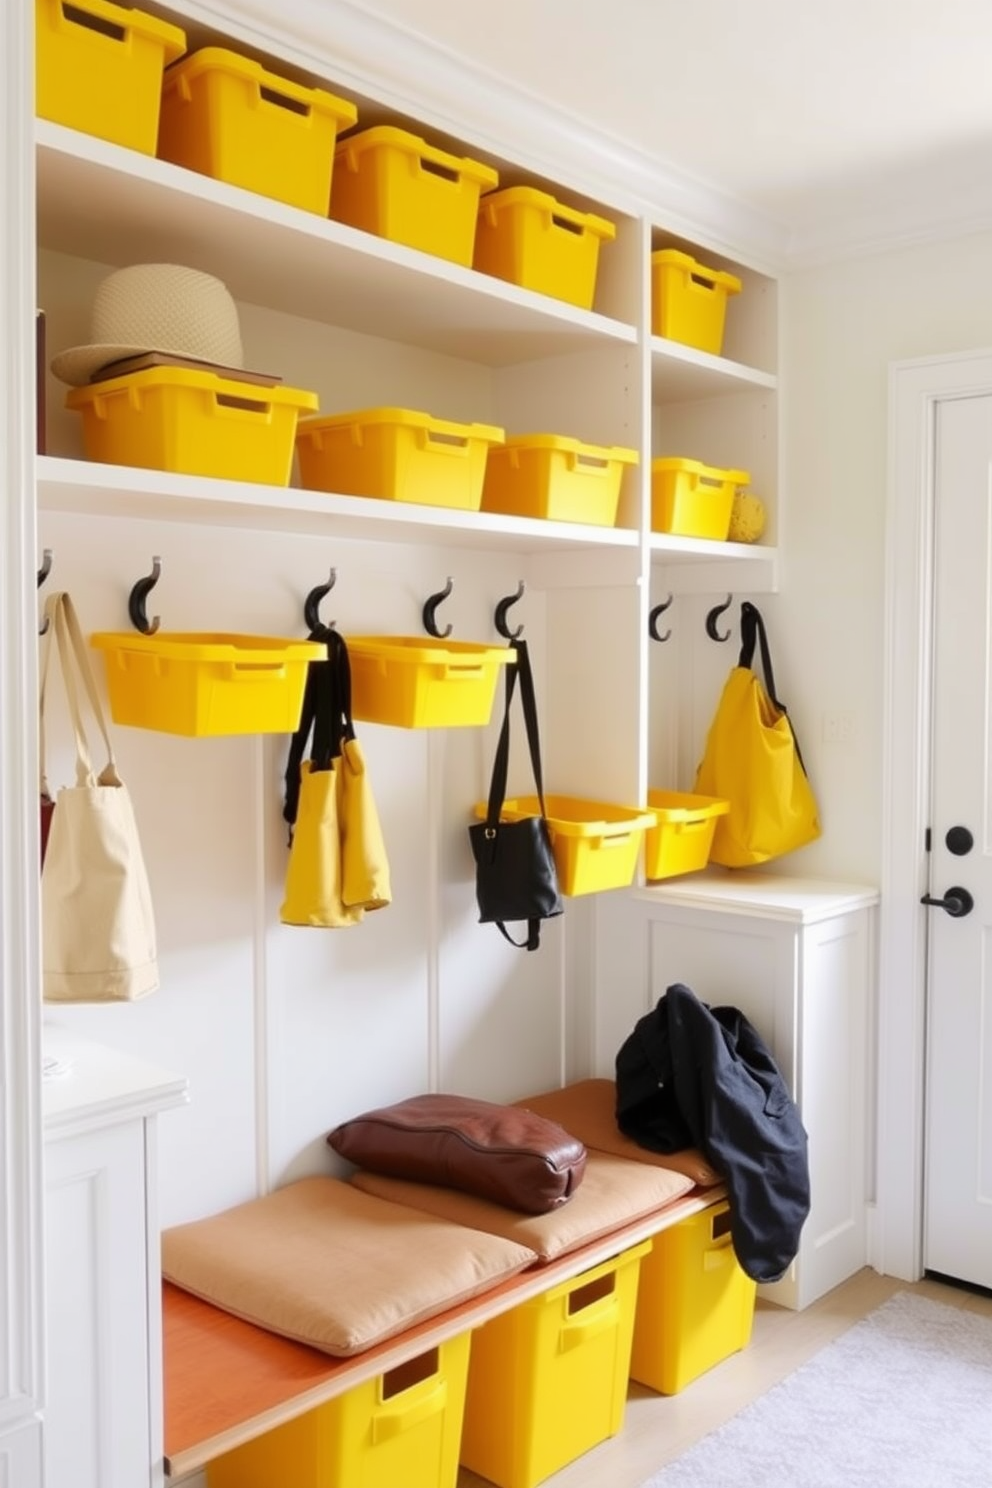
[371,1381,446,1444]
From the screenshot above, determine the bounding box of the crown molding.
[786,197,992,268]
[175,0,790,274]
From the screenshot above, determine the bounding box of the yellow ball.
[728,490,766,544]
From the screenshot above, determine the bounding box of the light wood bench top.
[163,1182,725,1476]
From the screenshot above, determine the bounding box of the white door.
[924,391,992,1288]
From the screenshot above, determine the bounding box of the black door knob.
[920,886,974,918]
[946,825,974,856]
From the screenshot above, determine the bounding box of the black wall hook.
[422,576,453,639]
[304,567,337,634]
[37,548,53,636]
[705,594,734,642]
[648,593,673,643]
[129,556,162,635]
[494,580,525,640]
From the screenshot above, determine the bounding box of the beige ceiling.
[345,0,992,258]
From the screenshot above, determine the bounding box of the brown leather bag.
[328,1092,587,1214]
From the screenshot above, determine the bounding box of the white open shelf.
[651,337,778,401]
[36,121,638,366]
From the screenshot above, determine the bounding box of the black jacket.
[615,982,810,1283]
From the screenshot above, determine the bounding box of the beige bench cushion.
[350,1151,694,1262]
[161,1176,537,1357]
[517,1078,722,1187]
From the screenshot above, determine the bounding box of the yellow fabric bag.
[337,736,391,912]
[694,601,820,868]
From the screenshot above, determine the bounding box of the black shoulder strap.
[737,600,810,775]
[484,638,549,828]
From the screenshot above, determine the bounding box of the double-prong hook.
[129,556,162,635]
[304,567,337,634]
[648,593,673,643]
[494,580,525,640]
[423,577,453,639]
[37,549,53,636]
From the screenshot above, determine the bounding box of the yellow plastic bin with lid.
[474,187,617,310]
[346,637,514,729]
[481,436,638,526]
[89,632,325,736]
[329,125,499,265]
[629,1202,757,1395]
[651,248,742,355]
[474,795,655,896]
[35,0,186,153]
[296,407,504,510]
[651,458,749,541]
[66,367,319,485]
[157,47,358,214]
[207,1333,471,1488]
[459,1241,649,1488]
[644,790,730,880]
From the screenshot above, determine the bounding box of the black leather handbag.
[469,638,563,951]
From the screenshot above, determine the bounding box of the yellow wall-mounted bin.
[207,1334,471,1488]
[346,637,514,729]
[651,458,749,541]
[475,795,655,897]
[474,187,616,310]
[330,126,499,266]
[66,367,319,485]
[89,632,325,736]
[35,0,186,153]
[460,1242,649,1488]
[482,435,637,526]
[296,407,504,510]
[644,791,730,880]
[651,248,742,355]
[630,1202,756,1395]
[158,47,358,214]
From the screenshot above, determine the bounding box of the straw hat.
[51,263,245,386]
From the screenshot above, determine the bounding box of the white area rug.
[640,1291,992,1488]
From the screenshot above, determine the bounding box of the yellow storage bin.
[89,632,325,737]
[157,47,358,214]
[651,248,742,356]
[208,1334,471,1488]
[651,458,749,541]
[460,1242,649,1488]
[481,436,638,526]
[644,790,730,880]
[329,126,499,266]
[475,795,655,897]
[629,1202,756,1395]
[474,187,617,311]
[35,0,186,153]
[346,636,514,729]
[66,367,319,485]
[296,407,504,511]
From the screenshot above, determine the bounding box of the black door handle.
[920,886,974,918]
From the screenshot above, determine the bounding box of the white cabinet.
[600,870,878,1310]
[42,1031,187,1488]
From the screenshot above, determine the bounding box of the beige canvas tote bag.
[40,591,159,1001]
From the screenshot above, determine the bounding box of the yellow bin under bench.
[651,248,742,356]
[89,632,324,736]
[346,636,514,729]
[296,408,504,510]
[66,367,319,485]
[629,1201,757,1395]
[651,458,750,541]
[644,791,730,880]
[330,125,499,266]
[208,1334,471,1488]
[158,47,358,214]
[36,0,186,153]
[474,187,616,311]
[482,435,638,526]
[460,1241,649,1488]
[475,795,655,896]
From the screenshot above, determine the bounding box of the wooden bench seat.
[163,1182,725,1477]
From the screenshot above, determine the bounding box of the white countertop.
[632,866,880,924]
[42,1025,189,1135]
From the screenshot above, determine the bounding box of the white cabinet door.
[44,1121,150,1488]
